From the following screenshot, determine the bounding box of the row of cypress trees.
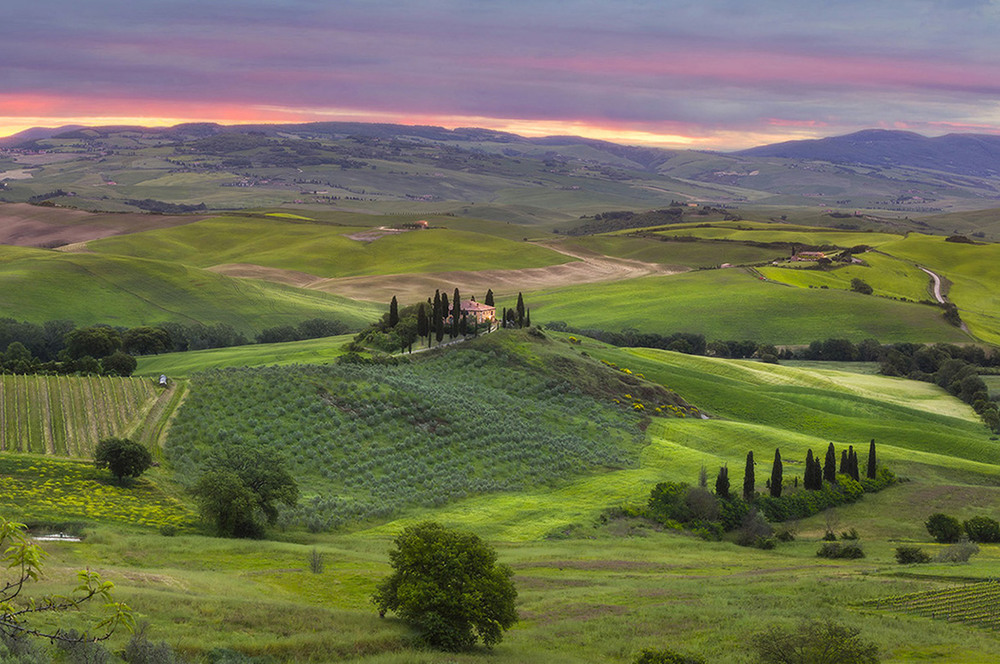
[716,439,879,501]
[386,288,529,348]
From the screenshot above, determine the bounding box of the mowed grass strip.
[135,334,355,377]
[559,236,784,267]
[0,246,383,330]
[87,216,575,277]
[529,268,968,344]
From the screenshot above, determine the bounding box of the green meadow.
[527,268,968,343]
[88,215,574,277]
[134,334,356,377]
[9,331,1000,663]
[758,252,933,302]
[559,235,784,267]
[0,245,382,331]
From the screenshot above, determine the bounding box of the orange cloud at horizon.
[0,93,828,151]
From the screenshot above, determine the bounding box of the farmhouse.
[791,251,827,261]
[460,299,496,324]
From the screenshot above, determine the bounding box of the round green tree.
[373,521,518,651]
[94,437,153,484]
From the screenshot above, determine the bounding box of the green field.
[528,268,968,344]
[878,234,1000,344]
[7,332,1000,663]
[0,245,383,331]
[88,215,574,277]
[0,374,170,456]
[135,334,356,376]
[649,223,904,247]
[559,235,784,267]
[759,252,933,301]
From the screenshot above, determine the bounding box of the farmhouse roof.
[461,300,494,312]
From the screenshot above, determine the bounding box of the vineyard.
[165,333,681,530]
[0,374,174,456]
[865,581,1000,630]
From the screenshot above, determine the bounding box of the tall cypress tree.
[417,304,428,341]
[804,449,816,490]
[516,292,526,328]
[743,451,755,501]
[484,289,495,307]
[525,308,531,328]
[850,447,861,481]
[388,296,399,328]
[823,443,837,484]
[451,288,461,338]
[839,449,849,475]
[715,465,730,499]
[441,292,449,321]
[867,439,877,479]
[770,449,783,498]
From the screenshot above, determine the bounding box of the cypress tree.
[839,449,849,474]
[432,291,443,344]
[501,307,508,328]
[388,296,399,328]
[417,304,428,340]
[715,466,730,498]
[441,292,449,321]
[804,449,816,490]
[460,314,468,336]
[823,442,837,484]
[525,308,531,328]
[516,292,526,328]
[484,289,495,307]
[743,451,755,501]
[849,446,860,481]
[451,288,461,338]
[770,449,783,498]
[867,439,877,479]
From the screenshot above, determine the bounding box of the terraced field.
[0,374,174,455]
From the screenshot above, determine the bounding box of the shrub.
[841,528,859,540]
[634,647,706,664]
[817,542,865,559]
[895,546,931,564]
[751,620,880,663]
[735,509,773,547]
[936,538,979,563]
[925,513,963,543]
[963,516,1000,543]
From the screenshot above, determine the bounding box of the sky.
[2,0,1000,150]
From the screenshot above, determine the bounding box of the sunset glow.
[2,1,1000,149]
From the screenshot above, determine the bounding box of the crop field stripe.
[14,377,27,452]
[0,376,8,451]
[47,376,68,455]
[148,382,187,453]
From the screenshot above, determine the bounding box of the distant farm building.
[401,220,430,230]
[792,251,827,261]
[460,300,496,324]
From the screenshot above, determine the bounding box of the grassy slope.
[878,234,1000,345]
[134,334,355,377]
[12,333,1000,663]
[758,252,933,302]
[527,268,968,343]
[87,215,574,277]
[559,236,784,267]
[0,245,382,331]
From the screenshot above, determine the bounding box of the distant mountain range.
[735,129,1000,178]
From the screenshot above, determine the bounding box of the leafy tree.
[866,439,877,479]
[769,449,783,498]
[925,513,963,543]
[715,465,730,499]
[743,451,755,501]
[122,326,171,355]
[388,296,399,328]
[65,326,121,360]
[192,446,298,538]
[963,516,1000,543]
[0,517,133,644]
[824,443,837,484]
[372,522,517,651]
[751,620,879,664]
[94,437,152,484]
[101,350,137,377]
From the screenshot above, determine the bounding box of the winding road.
[919,266,945,304]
